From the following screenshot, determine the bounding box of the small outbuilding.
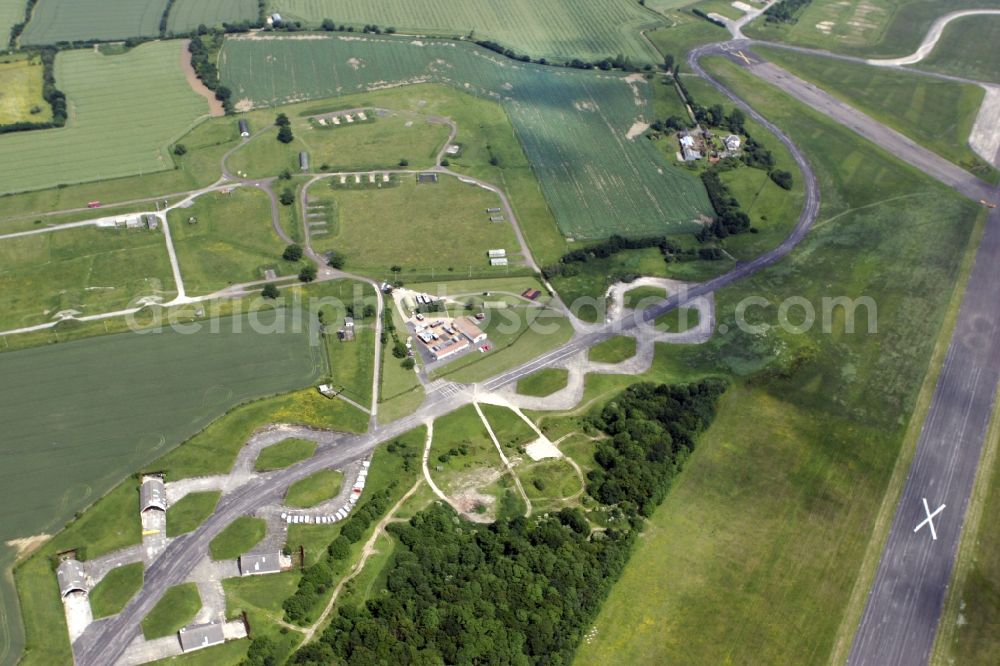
[178,622,225,652]
[490,257,509,267]
[140,476,167,513]
[416,173,438,184]
[239,552,282,576]
[487,249,506,258]
[238,119,250,137]
[299,152,309,171]
[56,559,87,597]
[724,134,742,152]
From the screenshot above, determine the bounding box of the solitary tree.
[277,124,294,143]
[398,158,409,167]
[172,144,187,156]
[283,244,303,261]
[401,357,416,370]
[299,263,318,282]
[769,169,794,190]
[327,251,345,269]
[275,113,291,127]
[262,283,280,299]
[279,188,295,206]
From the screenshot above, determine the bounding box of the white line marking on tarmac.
[914,498,945,540]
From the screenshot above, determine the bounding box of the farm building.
[454,317,487,344]
[238,119,250,137]
[56,559,87,597]
[489,216,504,222]
[490,257,509,267]
[486,207,501,213]
[178,622,225,652]
[416,173,438,184]
[142,214,159,230]
[270,13,283,25]
[299,152,309,171]
[140,476,166,513]
[522,289,541,300]
[318,384,338,398]
[239,552,282,576]
[445,144,461,155]
[487,249,506,258]
[724,135,742,152]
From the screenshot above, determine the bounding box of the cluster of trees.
[764,0,812,24]
[287,379,725,664]
[276,113,294,143]
[318,19,394,33]
[283,486,398,624]
[0,49,66,134]
[699,169,751,239]
[290,504,635,665]
[188,34,232,113]
[542,234,717,279]
[587,380,727,515]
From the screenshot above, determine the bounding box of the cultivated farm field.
[0,54,49,125]
[0,0,24,47]
[0,320,323,664]
[0,41,209,195]
[20,0,168,45]
[221,35,710,239]
[271,0,664,64]
[166,0,259,35]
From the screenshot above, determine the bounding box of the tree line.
[279,379,725,665]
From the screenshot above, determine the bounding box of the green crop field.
[166,0,258,35]
[0,54,49,125]
[220,34,711,240]
[0,316,322,663]
[919,15,1000,84]
[271,0,664,64]
[20,0,168,45]
[0,225,175,331]
[743,0,1000,56]
[0,41,209,195]
[0,0,24,47]
[574,56,981,665]
[311,175,522,277]
[755,45,996,181]
[166,187,293,294]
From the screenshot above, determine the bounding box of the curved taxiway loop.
[866,9,1000,67]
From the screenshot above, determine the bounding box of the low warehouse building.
[299,152,309,171]
[178,622,225,652]
[238,119,250,137]
[239,552,282,576]
[453,317,487,344]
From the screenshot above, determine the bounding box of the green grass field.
[0,225,175,330]
[588,335,637,364]
[254,438,317,471]
[312,280,378,408]
[166,0,258,35]
[89,562,144,619]
[520,458,583,512]
[141,583,201,640]
[227,110,450,178]
[516,368,569,397]
[430,405,508,509]
[271,0,664,64]
[166,492,221,537]
[0,55,50,125]
[167,187,293,294]
[572,56,981,665]
[653,307,699,333]
[311,175,522,277]
[646,10,729,61]
[742,0,998,56]
[209,516,266,560]
[756,45,996,181]
[919,15,1000,84]
[624,285,666,309]
[0,41,209,195]
[479,404,538,449]
[220,35,711,240]
[20,0,167,44]
[284,469,344,508]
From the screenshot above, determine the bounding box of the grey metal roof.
[140,477,166,512]
[239,552,281,576]
[56,559,87,596]
[178,622,225,652]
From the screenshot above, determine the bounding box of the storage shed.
[140,476,167,513]
[56,559,87,597]
[178,622,225,652]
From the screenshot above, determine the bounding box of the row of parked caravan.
[281,460,370,525]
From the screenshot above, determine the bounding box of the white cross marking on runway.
[914,498,945,540]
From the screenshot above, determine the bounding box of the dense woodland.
[277,380,725,665]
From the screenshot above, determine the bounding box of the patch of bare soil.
[6,534,50,562]
[180,39,225,117]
